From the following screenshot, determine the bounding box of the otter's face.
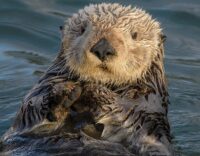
[62,4,162,85]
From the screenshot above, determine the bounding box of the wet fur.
[1,3,174,156]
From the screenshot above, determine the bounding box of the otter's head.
[61,3,165,85]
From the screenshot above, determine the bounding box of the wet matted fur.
[1,3,174,156]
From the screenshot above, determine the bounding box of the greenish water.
[0,0,199,155]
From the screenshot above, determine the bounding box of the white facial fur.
[62,3,163,85]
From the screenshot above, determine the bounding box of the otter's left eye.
[131,32,137,40]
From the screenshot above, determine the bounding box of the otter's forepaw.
[63,82,82,108]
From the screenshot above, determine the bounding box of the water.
[0,0,199,155]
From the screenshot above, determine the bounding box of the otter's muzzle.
[90,38,116,61]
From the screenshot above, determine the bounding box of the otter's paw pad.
[63,82,82,108]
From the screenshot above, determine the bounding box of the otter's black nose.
[90,38,116,61]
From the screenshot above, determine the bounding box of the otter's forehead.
[64,3,161,34]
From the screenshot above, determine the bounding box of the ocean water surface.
[0,0,199,155]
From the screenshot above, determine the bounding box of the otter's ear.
[59,26,65,53]
[59,25,63,31]
[160,34,167,43]
[59,25,64,38]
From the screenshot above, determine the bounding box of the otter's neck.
[144,51,169,112]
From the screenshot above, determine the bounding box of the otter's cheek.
[71,27,95,64]
[130,46,147,62]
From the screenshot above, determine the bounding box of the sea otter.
[1,3,174,156]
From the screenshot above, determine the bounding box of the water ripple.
[0,1,199,156]
[4,50,51,65]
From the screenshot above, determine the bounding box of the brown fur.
[1,3,174,156]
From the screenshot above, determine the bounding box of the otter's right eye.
[131,32,137,40]
[80,27,86,35]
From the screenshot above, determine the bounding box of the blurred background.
[0,0,199,155]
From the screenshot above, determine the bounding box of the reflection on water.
[0,0,199,155]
